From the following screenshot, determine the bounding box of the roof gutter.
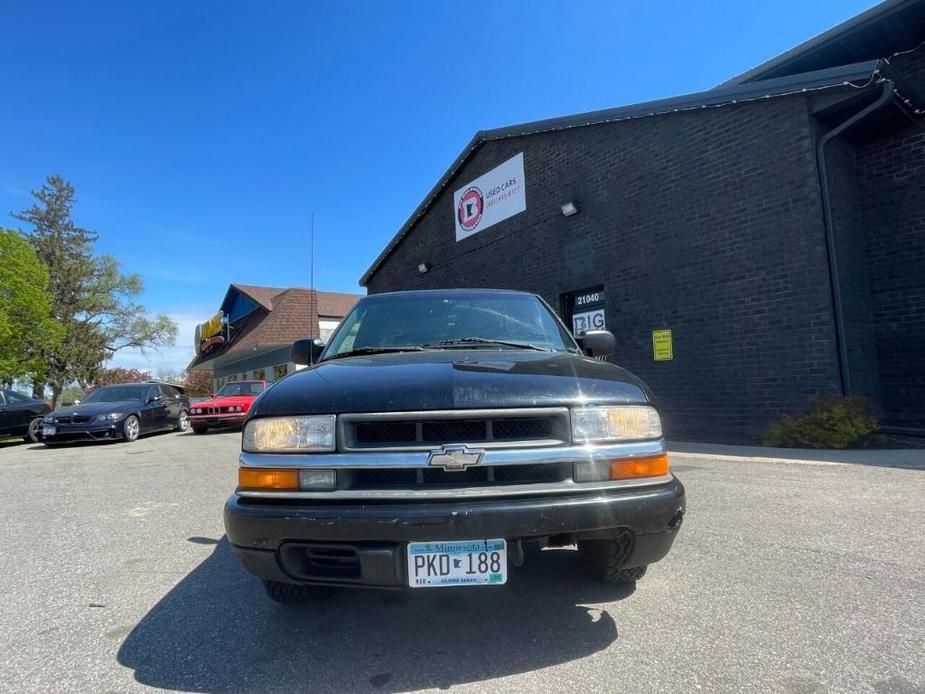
[815,78,895,396]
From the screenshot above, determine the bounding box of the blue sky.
[0,0,876,373]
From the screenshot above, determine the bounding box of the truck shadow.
[118,538,632,692]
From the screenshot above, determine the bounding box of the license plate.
[407,539,507,588]
[42,425,55,437]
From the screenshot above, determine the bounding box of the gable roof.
[718,0,925,87]
[359,59,887,286]
[189,287,362,368]
[226,284,286,311]
[226,289,309,353]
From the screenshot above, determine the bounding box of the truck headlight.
[571,406,662,442]
[243,415,336,452]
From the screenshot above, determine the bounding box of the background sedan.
[0,388,51,443]
[42,381,190,445]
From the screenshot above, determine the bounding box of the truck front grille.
[354,421,417,444]
[341,408,570,451]
[349,463,567,490]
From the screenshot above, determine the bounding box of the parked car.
[0,388,51,443]
[188,380,267,434]
[42,380,190,445]
[223,289,686,604]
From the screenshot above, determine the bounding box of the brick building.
[360,1,925,440]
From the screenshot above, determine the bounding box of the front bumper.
[189,413,247,428]
[43,422,121,444]
[224,477,685,588]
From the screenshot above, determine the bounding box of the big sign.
[572,309,606,335]
[453,153,526,242]
[194,311,225,354]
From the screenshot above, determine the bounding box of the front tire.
[25,417,43,443]
[122,415,140,443]
[176,410,190,432]
[191,424,208,435]
[262,580,319,605]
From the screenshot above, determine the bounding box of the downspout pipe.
[815,78,894,396]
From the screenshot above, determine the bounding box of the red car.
[189,381,266,434]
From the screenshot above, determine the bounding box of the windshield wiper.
[324,346,424,360]
[420,337,551,352]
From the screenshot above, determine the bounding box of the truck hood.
[252,350,654,417]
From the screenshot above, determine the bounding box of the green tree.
[13,176,178,407]
[0,228,62,384]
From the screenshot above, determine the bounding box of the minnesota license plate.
[42,425,55,437]
[407,539,507,588]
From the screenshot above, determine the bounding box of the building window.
[254,368,265,380]
[273,364,288,380]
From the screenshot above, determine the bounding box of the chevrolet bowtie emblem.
[427,444,485,471]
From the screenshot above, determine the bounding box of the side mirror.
[577,330,616,358]
[148,394,162,404]
[291,338,325,365]
[210,393,216,399]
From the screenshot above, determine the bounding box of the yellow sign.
[201,312,223,340]
[652,329,673,361]
[195,311,225,354]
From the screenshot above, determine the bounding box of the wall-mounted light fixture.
[561,201,579,217]
[417,262,430,274]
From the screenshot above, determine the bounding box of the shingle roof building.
[189,284,362,389]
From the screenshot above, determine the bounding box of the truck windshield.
[324,293,577,358]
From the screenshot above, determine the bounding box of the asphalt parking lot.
[1,432,923,694]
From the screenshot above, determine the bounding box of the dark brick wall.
[809,42,925,425]
[824,137,882,402]
[366,95,844,440]
[856,44,925,426]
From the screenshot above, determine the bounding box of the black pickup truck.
[224,289,685,603]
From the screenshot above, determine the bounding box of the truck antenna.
[310,213,317,358]
[310,212,315,296]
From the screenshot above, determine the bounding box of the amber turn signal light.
[609,453,670,480]
[238,467,300,490]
